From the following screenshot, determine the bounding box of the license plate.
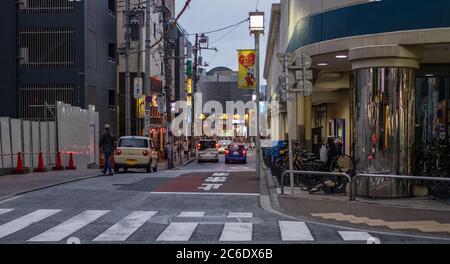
[233,151,239,155]
[127,160,137,166]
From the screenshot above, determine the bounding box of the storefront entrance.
[415,76,450,178]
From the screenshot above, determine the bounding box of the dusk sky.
[176,0,280,84]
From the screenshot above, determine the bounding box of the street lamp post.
[249,11,264,178]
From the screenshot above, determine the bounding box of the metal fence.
[18,0,75,14]
[278,170,450,201]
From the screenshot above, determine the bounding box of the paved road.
[0,151,448,244]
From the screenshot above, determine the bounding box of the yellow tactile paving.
[312,213,450,234]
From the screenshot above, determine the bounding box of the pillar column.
[349,45,422,198]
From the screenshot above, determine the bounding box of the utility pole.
[254,31,261,179]
[192,33,199,138]
[144,0,152,136]
[124,0,131,136]
[162,0,174,169]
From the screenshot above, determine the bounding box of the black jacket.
[100,132,115,152]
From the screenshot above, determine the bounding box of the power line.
[186,18,249,36]
[210,21,244,45]
[149,0,192,49]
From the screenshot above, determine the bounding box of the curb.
[0,173,105,202]
[174,157,198,169]
[258,161,450,241]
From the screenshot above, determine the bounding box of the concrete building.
[0,0,117,132]
[198,67,255,137]
[116,0,170,138]
[264,0,450,197]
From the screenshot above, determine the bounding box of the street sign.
[294,54,312,69]
[133,77,143,99]
[291,80,314,96]
[157,96,166,113]
[287,92,296,102]
[295,70,313,80]
[144,115,150,135]
[278,73,295,88]
[276,52,296,66]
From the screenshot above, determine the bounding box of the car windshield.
[119,138,148,148]
[199,141,217,150]
[229,145,245,151]
[218,140,231,146]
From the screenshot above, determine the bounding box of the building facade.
[264,0,450,197]
[197,67,255,137]
[117,0,168,138]
[0,0,117,132]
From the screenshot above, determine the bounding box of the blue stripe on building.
[287,0,450,52]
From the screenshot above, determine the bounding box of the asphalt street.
[0,151,448,244]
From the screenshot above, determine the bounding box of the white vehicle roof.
[119,136,150,140]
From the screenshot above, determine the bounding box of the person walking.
[99,124,115,176]
[150,147,159,172]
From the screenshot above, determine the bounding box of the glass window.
[108,90,115,107]
[415,77,449,145]
[108,42,116,62]
[108,0,116,14]
[119,138,148,148]
[229,145,244,151]
[199,141,216,150]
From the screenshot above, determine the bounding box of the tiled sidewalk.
[261,164,450,237]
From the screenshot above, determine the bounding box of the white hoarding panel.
[57,102,99,169]
[23,121,32,168]
[10,119,22,165]
[40,122,49,167]
[32,121,40,168]
[49,122,56,165]
[0,118,11,168]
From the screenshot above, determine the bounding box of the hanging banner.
[237,49,256,89]
[137,95,146,119]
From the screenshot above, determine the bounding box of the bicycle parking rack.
[280,170,353,198]
[352,174,450,201]
[278,168,450,202]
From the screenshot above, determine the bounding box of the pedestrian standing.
[183,140,189,159]
[99,124,115,176]
[173,141,178,162]
[151,147,159,172]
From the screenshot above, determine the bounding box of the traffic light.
[185,60,193,78]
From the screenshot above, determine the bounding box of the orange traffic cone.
[66,153,77,170]
[13,152,27,174]
[53,152,64,171]
[34,152,47,172]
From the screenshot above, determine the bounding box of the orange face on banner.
[237,50,256,89]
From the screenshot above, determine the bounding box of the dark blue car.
[225,144,247,164]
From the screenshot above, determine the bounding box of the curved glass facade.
[353,68,415,198]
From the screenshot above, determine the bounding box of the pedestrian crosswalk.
[93,211,158,242]
[0,208,376,243]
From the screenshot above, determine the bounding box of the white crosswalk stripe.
[93,211,158,242]
[0,208,382,243]
[338,231,373,241]
[279,221,314,241]
[220,223,252,241]
[0,209,14,216]
[0,209,61,239]
[156,222,198,241]
[29,210,109,242]
[227,212,253,218]
[178,212,206,218]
